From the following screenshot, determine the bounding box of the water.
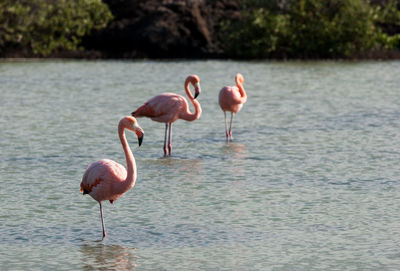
[1,60,400,270]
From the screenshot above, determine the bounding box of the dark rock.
[82,0,241,58]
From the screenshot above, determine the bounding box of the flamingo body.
[219,73,247,142]
[80,116,144,239]
[132,75,202,156]
[219,86,245,113]
[133,92,191,123]
[81,159,131,203]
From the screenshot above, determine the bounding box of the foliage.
[0,0,113,56]
[222,0,400,58]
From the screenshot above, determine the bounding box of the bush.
[0,0,113,56]
[222,0,400,58]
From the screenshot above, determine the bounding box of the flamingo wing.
[80,159,126,200]
[132,102,159,118]
[133,93,186,123]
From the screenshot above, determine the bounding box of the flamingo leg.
[163,123,168,156]
[99,202,106,240]
[224,111,229,142]
[168,122,172,156]
[229,112,234,141]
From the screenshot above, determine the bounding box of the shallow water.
[1,60,400,270]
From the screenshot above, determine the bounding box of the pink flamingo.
[219,73,247,142]
[80,116,144,240]
[131,75,202,156]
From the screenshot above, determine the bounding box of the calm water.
[1,60,400,270]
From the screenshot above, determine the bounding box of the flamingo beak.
[135,126,144,147]
[138,134,144,147]
[194,82,201,99]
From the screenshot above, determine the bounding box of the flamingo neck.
[118,123,136,192]
[236,78,247,103]
[184,77,195,100]
[181,79,202,121]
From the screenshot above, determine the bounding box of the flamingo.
[131,74,202,156]
[80,116,144,240]
[218,73,247,142]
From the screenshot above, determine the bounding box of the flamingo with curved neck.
[218,73,247,142]
[132,74,202,156]
[80,116,144,240]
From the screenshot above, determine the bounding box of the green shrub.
[222,0,400,58]
[0,0,113,56]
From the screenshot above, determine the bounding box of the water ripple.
[1,60,400,270]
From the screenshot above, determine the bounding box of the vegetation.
[0,0,112,56]
[0,0,399,58]
[222,0,400,58]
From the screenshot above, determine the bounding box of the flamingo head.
[235,73,244,85]
[122,116,144,146]
[188,74,201,99]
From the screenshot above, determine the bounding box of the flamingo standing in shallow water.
[131,75,202,156]
[219,73,247,142]
[80,116,144,240]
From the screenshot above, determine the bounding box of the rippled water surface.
[1,60,400,270]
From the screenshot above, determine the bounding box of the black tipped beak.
[194,92,199,99]
[131,111,135,116]
[138,134,144,147]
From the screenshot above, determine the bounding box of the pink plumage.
[80,116,144,240]
[132,75,202,156]
[81,159,128,203]
[218,73,247,142]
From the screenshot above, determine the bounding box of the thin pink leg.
[163,123,168,156]
[168,122,172,156]
[224,111,229,142]
[229,112,234,141]
[99,202,106,240]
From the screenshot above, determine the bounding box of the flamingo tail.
[131,103,157,118]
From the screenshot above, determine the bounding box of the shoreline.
[2,48,400,61]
